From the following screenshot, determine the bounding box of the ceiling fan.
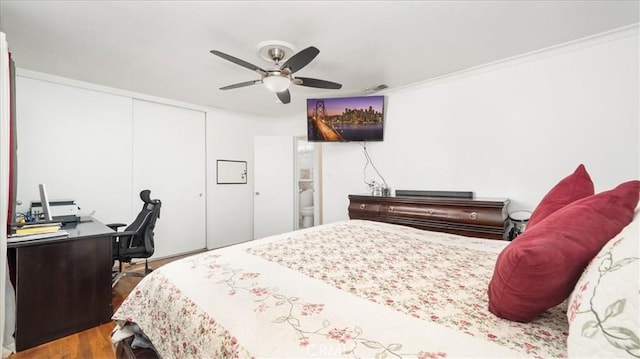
[210,45,342,104]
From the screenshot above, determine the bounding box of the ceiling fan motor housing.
[268,48,286,63]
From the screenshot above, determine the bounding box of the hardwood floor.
[9,252,203,359]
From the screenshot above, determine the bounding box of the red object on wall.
[6,52,16,231]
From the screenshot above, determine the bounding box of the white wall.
[206,108,273,248]
[271,114,306,136]
[321,27,639,223]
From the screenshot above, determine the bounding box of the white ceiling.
[1,1,638,119]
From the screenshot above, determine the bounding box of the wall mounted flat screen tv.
[307,95,384,142]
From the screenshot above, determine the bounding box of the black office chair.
[108,189,161,288]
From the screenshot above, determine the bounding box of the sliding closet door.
[15,77,133,224]
[132,99,206,258]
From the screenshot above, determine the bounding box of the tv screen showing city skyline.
[306,96,384,142]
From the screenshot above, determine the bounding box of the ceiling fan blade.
[220,79,261,90]
[280,46,320,74]
[276,89,291,104]
[210,50,266,74]
[295,77,342,90]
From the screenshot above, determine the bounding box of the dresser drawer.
[348,200,381,219]
[379,203,504,227]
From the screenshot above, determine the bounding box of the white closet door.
[15,77,133,224]
[132,99,206,258]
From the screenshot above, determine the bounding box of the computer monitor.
[38,184,53,222]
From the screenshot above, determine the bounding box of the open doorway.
[295,137,321,229]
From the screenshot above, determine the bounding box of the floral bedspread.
[113,220,568,358]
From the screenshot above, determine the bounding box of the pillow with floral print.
[567,208,639,358]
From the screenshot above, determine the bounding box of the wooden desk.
[7,218,114,352]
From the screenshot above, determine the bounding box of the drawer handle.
[388,206,394,212]
[359,204,366,210]
[469,212,478,220]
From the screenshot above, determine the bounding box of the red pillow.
[488,180,639,322]
[527,164,594,228]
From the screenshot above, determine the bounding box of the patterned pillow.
[567,208,640,358]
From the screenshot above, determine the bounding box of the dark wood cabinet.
[348,194,509,240]
[8,219,114,351]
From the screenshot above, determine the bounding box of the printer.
[30,200,79,223]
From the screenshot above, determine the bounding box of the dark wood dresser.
[348,194,509,240]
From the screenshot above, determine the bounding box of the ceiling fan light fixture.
[263,75,290,92]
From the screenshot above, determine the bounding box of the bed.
[112,168,639,358]
[113,220,567,358]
